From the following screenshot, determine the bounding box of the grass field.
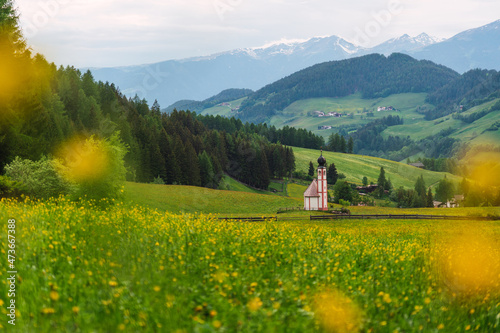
[200,97,247,117]
[2,197,499,332]
[200,93,500,148]
[383,99,500,143]
[292,147,461,189]
[124,182,301,215]
[267,93,429,139]
[221,176,271,195]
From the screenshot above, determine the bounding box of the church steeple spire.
[317,150,326,167]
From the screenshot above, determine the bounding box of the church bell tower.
[317,151,328,211]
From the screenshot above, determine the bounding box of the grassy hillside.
[269,93,429,138]
[199,93,500,152]
[201,93,429,139]
[199,97,247,117]
[124,182,301,214]
[383,98,500,143]
[292,147,461,189]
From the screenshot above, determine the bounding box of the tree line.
[424,69,500,120]
[197,115,325,149]
[0,3,296,192]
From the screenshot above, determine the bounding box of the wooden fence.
[218,214,497,222]
[309,214,495,221]
[218,216,277,222]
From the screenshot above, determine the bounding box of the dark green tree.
[376,167,387,197]
[435,177,455,203]
[308,161,315,177]
[362,176,368,186]
[198,150,215,188]
[327,163,339,185]
[413,175,426,207]
[459,177,470,197]
[414,175,426,197]
[426,187,434,208]
[339,136,347,153]
[333,181,353,203]
[184,141,201,187]
[347,136,354,154]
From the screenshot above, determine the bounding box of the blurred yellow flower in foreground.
[313,289,363,333]
[467,151,500,188]
[54,136,110,183]
[436,231,500,296]
[247,297,263,312]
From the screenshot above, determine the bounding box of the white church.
[303,152,328,211]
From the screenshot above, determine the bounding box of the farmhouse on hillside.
[304,152,328,211]
[409,162,425,169]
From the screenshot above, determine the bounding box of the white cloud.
[14,0,500,67]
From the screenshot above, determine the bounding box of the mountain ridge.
[88,20,500,107]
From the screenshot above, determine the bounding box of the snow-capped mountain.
[367,33,443,55]
[88,35,361,107]
[87,20,500,107]
[411,20,500,73]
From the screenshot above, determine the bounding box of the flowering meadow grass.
[1,197,499,332]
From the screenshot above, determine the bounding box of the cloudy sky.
[15,0,500,68]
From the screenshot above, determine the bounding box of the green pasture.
[124,182,301,215]
[292,147,461,189]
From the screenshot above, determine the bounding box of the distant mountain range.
[87,20,500,108]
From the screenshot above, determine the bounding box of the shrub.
[151,176,165,185]
[4,156,70,199]
[0,175,25,198]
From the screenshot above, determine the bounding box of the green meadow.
[200,97,247,117]
[292,147,460,189]
[124,182,301,215]
[200,94,500,147]
[1,196,499,332]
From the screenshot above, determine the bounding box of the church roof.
[304,179,320,197]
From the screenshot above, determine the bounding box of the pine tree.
[257,149,270,189]
[198,151,215,188]
[347,137,354,154]
[308,161,315,177]
[184,141,201,187]
[340,136,347,153]
[376,167,386,197]
[81,70,98,99]
[327,163,339,185]
[362,176,368,186]
[414,175,426,197]
[151,100,161,118]
[426,188,434,207]
[285,147,295,177]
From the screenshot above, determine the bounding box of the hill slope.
[238,53,458,123]
[124,182,301,214]
[163,88,253,113]
[292,147,461,189]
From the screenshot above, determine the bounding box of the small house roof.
[304,179,320,197]
[409,162,425,168]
